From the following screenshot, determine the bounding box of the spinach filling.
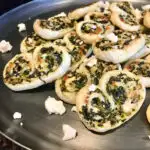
[25,33,46,49]
[73,75,88,89]
[95,30,138,51]
[81,22,102,34]
[69,33,83,45]
[90,14,110,24]
[69,47,88,65]
[37,46,62,75]
[24,33,47,53]
[69,33,91,49]
[119,14,138,26]
[54,39,66,47]
[86,60,118,85]
[107,85,127,105]
[61,72,87,92]
[96,41,117,51]
[40,16,74,31]
[4,57,38,85]
[145,35,150,47]
[106,73,139,105]
[80,89,125,127]
[127,61,150,77]
[117,2,133,15]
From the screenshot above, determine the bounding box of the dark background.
[0,1,31,149]
[0,0,32,15]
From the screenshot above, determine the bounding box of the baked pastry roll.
[93,30,145,63]
[55,63,90,104]
[82,56,121,85]
[70,47,92,71]
[3,53,43,91]
[33,13,74,40]
[130,34,150,60]
[64,31,91,51]
[110,2,140,31]
[68,1,110,20]
[76,20,105,44]
[53,39,67,48]
[33,42,71,83]
[20,32,47,53]
[124,59,150,88]
[84,12,114,33]
[76,70,145,132]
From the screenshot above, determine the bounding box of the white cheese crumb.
[148,135,150,139]
[56,12,66,17]
[45,96,66,115]
[17,23,26,32]
[131,35,136,40]
[94,115,102,120]
[0,40,12,53]
[28,38,33,44]
[99,1,110,9]
[13,112,22,119]
[20,122,23,126]
[117,64,122,71]
[112,45,118,49]
[92,25,97,29]
[122,101,135,113]
[106,33,118,43]
[86,56,97,67]
[88,84,97,92]
[104,1,110,8]
[71,106,77,112]
[62,124,77,141]
[142,5,150,10]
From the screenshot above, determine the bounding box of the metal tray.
[0,0,150,149]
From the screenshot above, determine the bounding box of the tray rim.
[0,0,149,150]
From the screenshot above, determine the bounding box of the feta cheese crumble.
[99,1,110,10]
[112,45,118,49]
[117,64,122,71]
[28,38,33,44]
[122,103,135,113]
[0,40,12,53]
[62,124,77,141]
[45,96,66,115]
[142,5,150,10]
[86,56,97,67]
[88,84,97,92]
[20,122,23,126]
[131,35,136,40]
[13,112,22,119]
[17,23,26,32]
[106,33,118,43]
[71,106,77,112]
[92,25,97,29]
[56,12,66,17]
